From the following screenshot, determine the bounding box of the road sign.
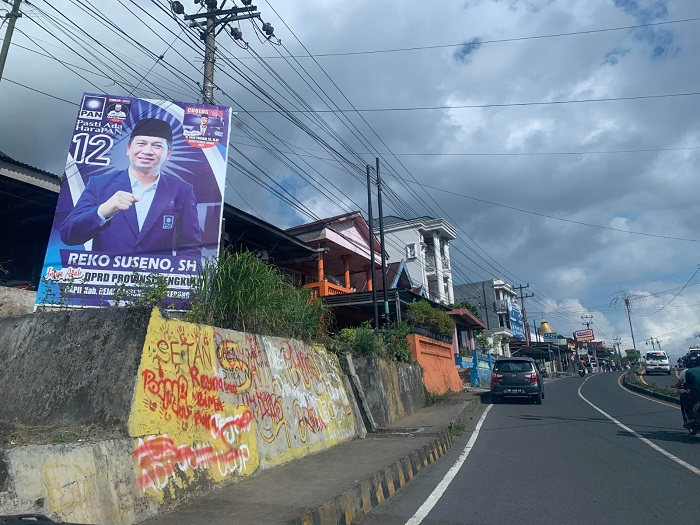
[574,329,595,342]
[543,332,558,341]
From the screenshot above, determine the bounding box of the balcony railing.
[304,281,354,299]
[494,299,509,313]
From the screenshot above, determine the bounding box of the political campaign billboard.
[35,93,231,310]
[508,298,526,340]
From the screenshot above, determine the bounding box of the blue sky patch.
[454,38,482,62]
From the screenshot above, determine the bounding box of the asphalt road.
[642,368,681,390]
[360,372,700,525]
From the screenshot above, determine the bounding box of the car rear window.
[494,361,534,373]
[647,353,667,361]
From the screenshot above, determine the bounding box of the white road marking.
[578,377,700,476]
[405,405,493,525]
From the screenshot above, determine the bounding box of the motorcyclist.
[671,353,700,428]
[578,358,587,375]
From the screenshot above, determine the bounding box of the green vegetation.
[448,420,466,436]
[336,321,411,361]
[185,250,331,341]
[425,389,454,405]
[625,373,680,400]
[113,268,171,308]
[406,300,455,337]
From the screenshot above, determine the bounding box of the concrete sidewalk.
[142,389,487,525]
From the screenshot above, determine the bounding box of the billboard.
[35,93,232,310]
[508,299,526,340]
[543,331,558,341]
[574,329,595,342]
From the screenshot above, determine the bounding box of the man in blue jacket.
[60,118,202,259]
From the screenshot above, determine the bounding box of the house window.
[405,243,418,260]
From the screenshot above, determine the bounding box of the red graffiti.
[281,340,320,389]
[141,367,192,422]
[293,400,326,440]
[196,392,224,411]
[132,434,251,492]
[209,410,253,444]
[189,366,240,394]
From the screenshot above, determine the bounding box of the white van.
[645,351,671,375]
[590,360,599,373]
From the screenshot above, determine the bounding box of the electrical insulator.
[262,22,274,36]
[241,0,253,5]
[205,0,218,8]
[231,27,243,40]
[171,1,185,14]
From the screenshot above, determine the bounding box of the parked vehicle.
[590,360,599,374]
[645,350,671,375]
[490,357,545,404]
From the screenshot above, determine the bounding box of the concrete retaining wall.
[350,356,425,427]
[0,287,36,318]
[407,334,463,395]
[0,308,362,523]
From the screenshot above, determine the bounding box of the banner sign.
[35,93,232,310]
[543,332,558,341]
[573,329,595,342]
[508,299,526,340]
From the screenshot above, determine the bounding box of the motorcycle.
[685,400,700,436]
[578,367,586,377]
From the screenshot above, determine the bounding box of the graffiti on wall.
[129,310,356,496]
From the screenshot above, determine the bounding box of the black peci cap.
[130,118,173,142]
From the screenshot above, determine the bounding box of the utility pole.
[645,337,660,352]
[623,296,638,361]
[581,315,595,366]
[171,0,276,104]
[514,284,534,344]
[0,0,23,82]
[613,336,622,359]
[375,158,389,325]
[366,165,378,333]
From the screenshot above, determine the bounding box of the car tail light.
[491,372,504,383]
[525,372,538,383]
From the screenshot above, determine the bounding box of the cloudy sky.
[2,0,700,362]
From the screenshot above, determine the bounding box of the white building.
[375,216,456,304]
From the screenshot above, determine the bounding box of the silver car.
[490,357,545,404]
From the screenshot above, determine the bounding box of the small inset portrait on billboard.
[106,102,129,122]
[183,112,222,148]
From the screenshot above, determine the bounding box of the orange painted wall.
[407,334,463,395]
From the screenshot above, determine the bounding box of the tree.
[474,332,504,357]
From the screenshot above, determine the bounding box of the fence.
[469,351,495,388]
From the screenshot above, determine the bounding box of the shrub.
[407,300,454,337]
[382,321,411,361]
[336,321,415,360]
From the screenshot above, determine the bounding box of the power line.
[231,16,700,58]
[239,91,700,113]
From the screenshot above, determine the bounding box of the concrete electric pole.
[0,0,23,82]
[515,284,534,344]
[170,0,277,104]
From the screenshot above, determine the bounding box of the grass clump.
[185,250,331,341]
